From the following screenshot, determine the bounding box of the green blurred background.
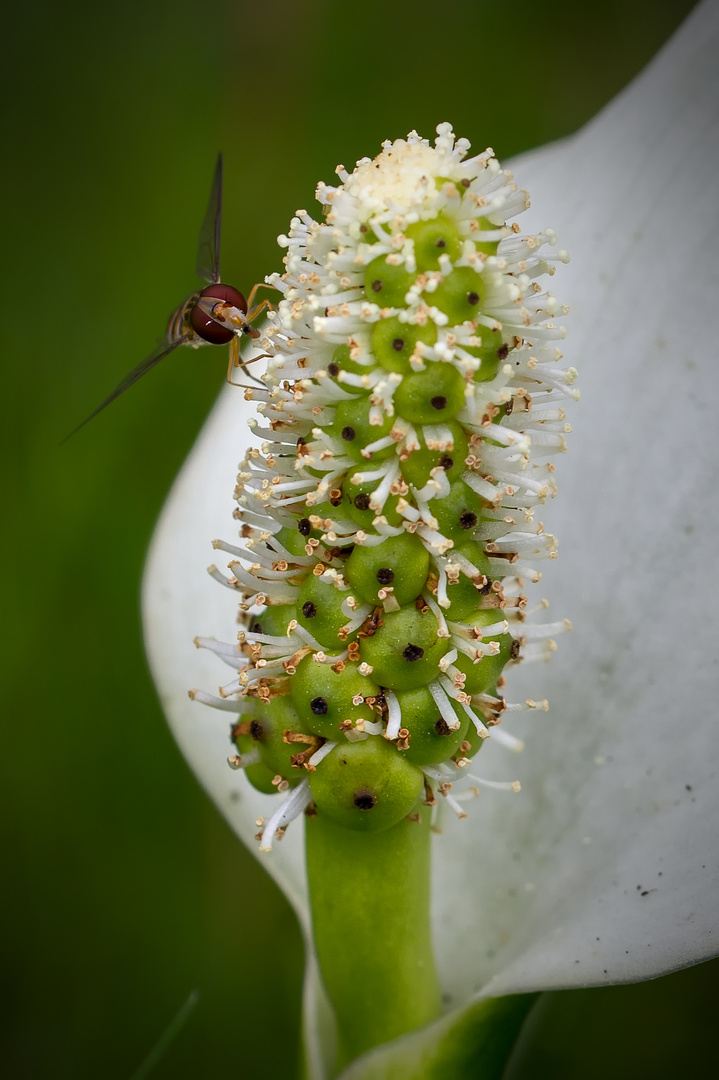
[2,1,716,1076]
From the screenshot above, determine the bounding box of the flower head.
[188,124,574,854]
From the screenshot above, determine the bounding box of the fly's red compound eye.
[190,284,248,344]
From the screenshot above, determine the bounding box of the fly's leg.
[226,335,272,388]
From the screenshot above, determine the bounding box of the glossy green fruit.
[395,686,470,766]
[359,607,450,690]
[332,398,395,463]
[452,609,513,694]
[328,343,375,394]
[465,326,508,382]
[345,532,429,607]
[243,698,309,786]
[272,523,316,556]
[399,421,468,488]
[234,732,277,795]
[248,603,298,638]
[341,476,403,530]
[429,266,485,325]
[364,255,415,307]
[430,480,486,547]
[392,361,466,425]
[290,656,380,739]
[371,316,437,375]
[405,214,462,272]
[297,573,355,649]
[309,737,423,832]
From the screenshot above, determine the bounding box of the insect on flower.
[65,154,273,439]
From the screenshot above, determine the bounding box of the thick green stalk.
[305,809,441,1067]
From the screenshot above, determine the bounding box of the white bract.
[143,2,719,1076]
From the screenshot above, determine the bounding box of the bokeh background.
[2,1,716,1077]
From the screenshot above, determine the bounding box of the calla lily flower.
[143,3,719,1076]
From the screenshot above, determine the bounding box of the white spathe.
[142,0,719,1072]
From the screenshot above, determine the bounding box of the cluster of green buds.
[194,124,575,850]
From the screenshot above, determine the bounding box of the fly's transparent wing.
[195,154,223,285]
[62,335,191,442]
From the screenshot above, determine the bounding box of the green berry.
[452,609,513,694]
[341,474,403,529]
[290,656,380,739]
[394,686,470,766]
[274,523,317,555]
[308,737,423,832]
[297,572,355,649]
[311,496,350,525]
[430,480,486,547]
[248,603,298,638]
[371,316,438,375]
[364,255,415,307]
[399,421,468,488]
[245,697,309,786]
[465,326,508,382]
[405,214,462,272]
[234,732,278,795]
[345,532,429,607]
[429,266,485,325]
[392,361,466,425]
[331,398,395,463]
[359,606,450,691]
[327,344,373,395]
[443,542,494,618]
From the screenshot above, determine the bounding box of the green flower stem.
[305,809,441,1068]
[338,993,539,1080]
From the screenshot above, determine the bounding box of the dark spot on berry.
[434,718,451,737]
[376,568,395,585]
[510,640,521,660]
[392,337,405,351]
[354,791,377,810]
[250,720,264,741]
[354,493,371,510]
[302,601,317,619]
[430,396,447,410]
[298,518,311,536]
[371,279,383,293]
[459,510,477,530]
[497,343,509,360]
[403,643,424,662]
[311,697,329,715]
[467,291,480,306]
[435,238,447,249]
[439,455,454,470]
[251,620,262,633]
[341,426,356,441]
[328,362,339,376]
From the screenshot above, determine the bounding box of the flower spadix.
[189,125,573,851]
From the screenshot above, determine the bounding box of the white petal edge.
[432,0,719,1006]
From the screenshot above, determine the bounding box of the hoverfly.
[65,155,272,439]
